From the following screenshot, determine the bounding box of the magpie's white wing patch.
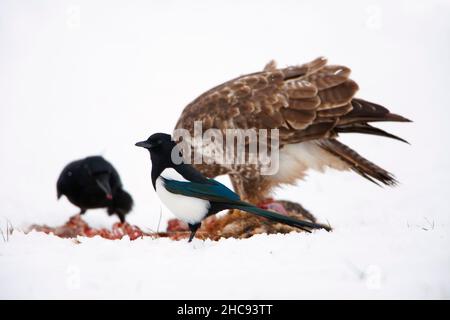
[155,168,210,224]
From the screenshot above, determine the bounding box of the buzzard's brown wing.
[177,57,395,147]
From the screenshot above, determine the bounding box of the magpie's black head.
[135,133,177,160]
[136,133,181,183]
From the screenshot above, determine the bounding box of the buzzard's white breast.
[270,141,349,184]
[155,168,210,224]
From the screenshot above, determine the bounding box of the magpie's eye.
[151,140,163,148]
[67,171,72,177]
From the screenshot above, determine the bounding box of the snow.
[1,0,450,299]
[2,227,448,299]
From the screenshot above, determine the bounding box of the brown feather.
[307,65,351,90]
[289,96,321,110]
[319,139,397,186]
[281,109,316,130]
[318,80,359,110]
[317,103,353,118]
[263,60,277,72]
[282,57,328,80]
[285,80,318,99]
[287,122,337,143]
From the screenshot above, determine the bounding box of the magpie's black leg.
[188,223,201,242]
[79,209,86,215]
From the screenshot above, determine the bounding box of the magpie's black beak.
[135,141,154,149]
[57,191,62,200]
[95,174,113,200]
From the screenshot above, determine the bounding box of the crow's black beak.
[95,174,113,200]
[135,141,155,149]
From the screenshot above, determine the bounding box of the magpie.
[135,133,330,242]
[57,156,133,223]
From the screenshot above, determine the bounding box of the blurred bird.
[175,57,411,213]
[136,133,330,242]
[57,156,133,223]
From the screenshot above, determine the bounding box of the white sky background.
[0,0,449,232]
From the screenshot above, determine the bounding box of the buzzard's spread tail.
[322,98,410,185]
[319,139,397,186]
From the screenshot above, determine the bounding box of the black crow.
[57,156,133,223]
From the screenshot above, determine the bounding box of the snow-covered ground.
[1,0,449,299]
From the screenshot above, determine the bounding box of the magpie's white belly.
[155,168,210,224]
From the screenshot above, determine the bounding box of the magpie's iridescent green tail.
[228,201,332,232]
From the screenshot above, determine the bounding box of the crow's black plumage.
[57,156,133,222]
[136,133,330,242]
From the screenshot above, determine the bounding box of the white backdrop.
[0,0,449,233]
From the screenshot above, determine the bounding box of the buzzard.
[174,57,410,213]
